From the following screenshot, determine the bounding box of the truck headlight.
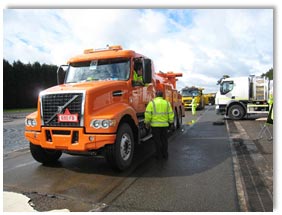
[91,120,101,128]
[25,118,37,127]
[101,120,110,128]
[90,119,116,129]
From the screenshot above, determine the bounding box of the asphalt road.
[3,106,273,212]
[103,106,238,212]
[3,118,29,155]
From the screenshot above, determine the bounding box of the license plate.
[57,108,78,122]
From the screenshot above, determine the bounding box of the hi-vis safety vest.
[191,97,197,108]
[133,70,143,83]
[145,97,174,127]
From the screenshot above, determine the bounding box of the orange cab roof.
[68,45,144,63]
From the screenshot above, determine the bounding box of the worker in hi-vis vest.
[191,96,197,124]
[133,63,144,85]
[191,96,197,115]
[267,92,274,124]
[268,92,273,123]
[145,91,174,160]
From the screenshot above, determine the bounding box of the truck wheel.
[228,104,245,120]
[105,123,134,171]
[30,142,62,164]
[172,110,178,131]
[177,109,182,129]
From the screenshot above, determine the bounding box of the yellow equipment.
[204,93,216,105]
[180,86,205,110]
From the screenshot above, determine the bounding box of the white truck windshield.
[220,81,234,95]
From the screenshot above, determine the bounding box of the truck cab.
[180,86,205,110]
[25,45,184,171]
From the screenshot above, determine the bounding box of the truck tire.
[228,104,245,120]
[172,110,178,131]
[177,109,182,129]
[30,142,62,164]
[105,123,134,171]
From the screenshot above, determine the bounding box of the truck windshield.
[220,81,234,94]
[181,89,199,97]
[65,58,130,83]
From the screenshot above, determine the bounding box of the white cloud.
[3,9,273,93]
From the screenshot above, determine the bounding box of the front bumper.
[184,103,199,109]
[25,127,116,151]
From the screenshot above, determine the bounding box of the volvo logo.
[57,106,64,113]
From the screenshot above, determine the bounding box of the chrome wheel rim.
[120,133,132,161]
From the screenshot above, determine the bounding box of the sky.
[3,8,273,93]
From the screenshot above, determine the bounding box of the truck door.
[131,58,147,114]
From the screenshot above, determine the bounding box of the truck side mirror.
[143,59,152,84]
[57,65,68,85]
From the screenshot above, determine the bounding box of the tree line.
[3,59,58,109]
[261,68,273,80]
[3,59,274,110]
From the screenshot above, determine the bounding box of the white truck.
[215,75,273,120]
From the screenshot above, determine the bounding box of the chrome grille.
[41,93,83,127]
[183,99,192,104]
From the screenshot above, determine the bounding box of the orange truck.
[25,45,185,171]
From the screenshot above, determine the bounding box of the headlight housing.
[25,118,37,127]
[90,119,116,129]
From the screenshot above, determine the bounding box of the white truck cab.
[215,75,271,119]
